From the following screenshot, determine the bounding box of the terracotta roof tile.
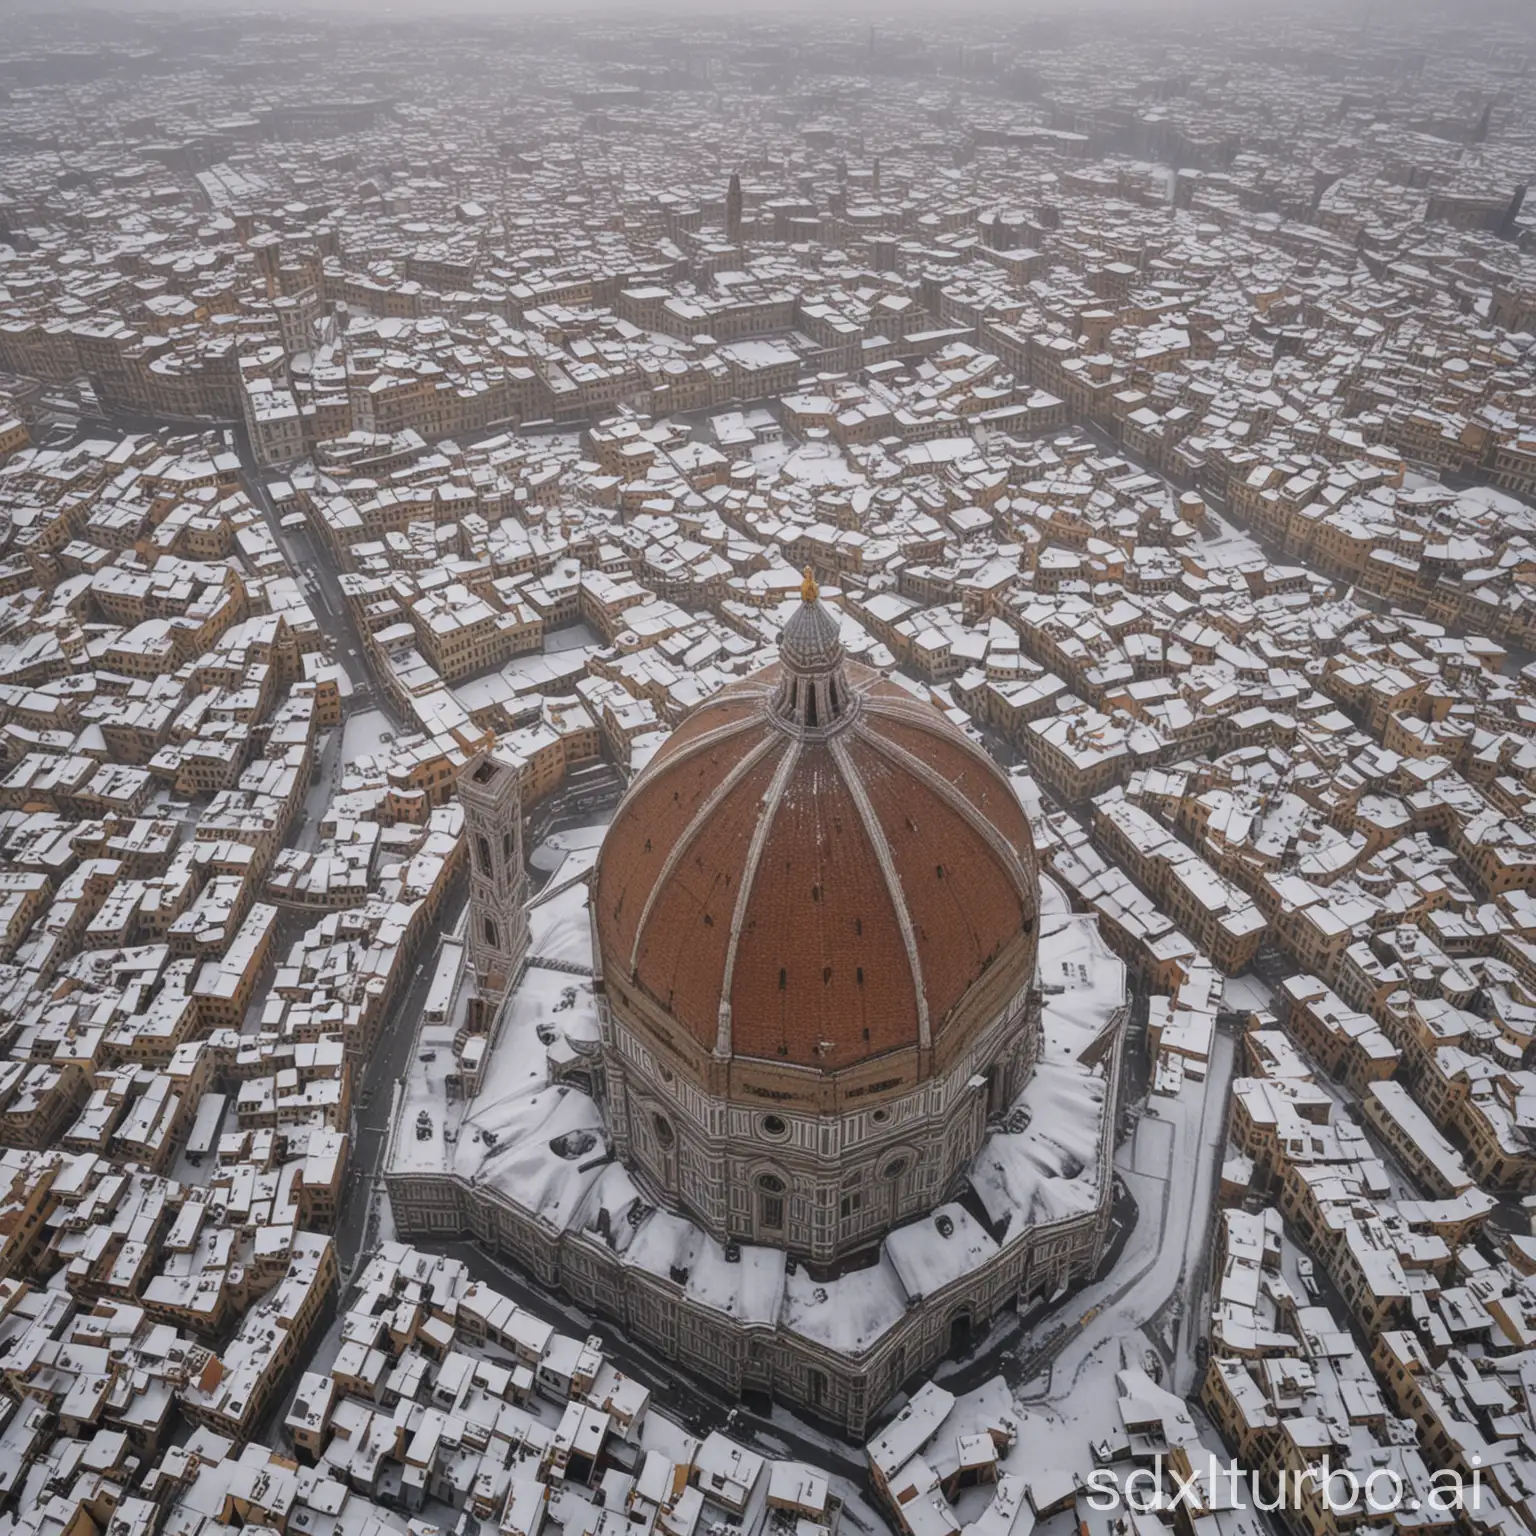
[594,644,1039,1078]
[730,750,917,1066]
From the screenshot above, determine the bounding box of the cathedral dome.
[593,575,1040,1078]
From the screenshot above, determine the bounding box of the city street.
[336,874,468,1272]
[1015,1029,1234,1408]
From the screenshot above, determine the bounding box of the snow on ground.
[1038,871,1072,918]
[1191,500,1267,563]
[341,706,395,761]
[1221,972,1275,1015]
[1018,1025,1234,1438]
[749,440,792,474]
[530,824,607,879]
[545,621,600,653]
[542,824,609,854]
[781,440,863,487]
[832,1477,897,1536]
[166,1095,231,1188]
[900,1030,1236,1505]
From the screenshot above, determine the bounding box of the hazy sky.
[14,0,1468,14]
[15,0,1533,35]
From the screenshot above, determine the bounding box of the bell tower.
[460,746,530,998]
[726,171,743,245]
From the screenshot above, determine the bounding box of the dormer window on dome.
[773,568,851,733]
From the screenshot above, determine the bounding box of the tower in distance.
[726,171,743,244]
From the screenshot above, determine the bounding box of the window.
[652,1114,674,1149]
[483,916,498,949]
[475,835,492,875]
[760,1114,789,1140]
[758,1174,785,1232]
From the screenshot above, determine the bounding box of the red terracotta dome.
[593,579,1039,1074]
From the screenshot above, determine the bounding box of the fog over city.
[0,8,1534,1536]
